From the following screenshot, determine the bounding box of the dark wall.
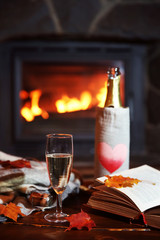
[0,0,160,163]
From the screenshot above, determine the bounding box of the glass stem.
[56,193,62,215]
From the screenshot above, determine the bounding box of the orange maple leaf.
[104,175,141,188]
[0,202,25,222]
[65,210,96,231]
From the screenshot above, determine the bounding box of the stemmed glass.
[44,133,73,223]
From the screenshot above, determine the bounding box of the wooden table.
[1,190,160,240]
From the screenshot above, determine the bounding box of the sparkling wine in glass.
[44,133,73,223]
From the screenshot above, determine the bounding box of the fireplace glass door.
[18,62,124,142]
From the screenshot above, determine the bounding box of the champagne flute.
[44,133,73,223]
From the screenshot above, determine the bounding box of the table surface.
[1,189,160,240]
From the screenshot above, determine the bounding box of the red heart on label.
[97,142,127,173]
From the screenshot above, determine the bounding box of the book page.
[97,165,160,212]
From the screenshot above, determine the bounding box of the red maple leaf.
[65,210,96,231]
[0,159,31,169]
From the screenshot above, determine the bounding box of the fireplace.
[20,63,123,130]
[0,41,146,163]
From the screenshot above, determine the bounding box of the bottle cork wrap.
[94,107,130,178]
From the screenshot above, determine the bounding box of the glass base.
[44,212,69,223]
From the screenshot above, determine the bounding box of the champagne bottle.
[104,67,122,108]
[94,66,129,177]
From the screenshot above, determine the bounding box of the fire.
[96,82,107,107]
[20,90,49,122]
[20,83,107,122]
[55,91,92,113]
[30,90,43,116]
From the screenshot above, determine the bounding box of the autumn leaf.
[0,204,6,213]
[104,175,141,188]
[0,202,25,222]
[0,159,31,169]
[65,210,96,231]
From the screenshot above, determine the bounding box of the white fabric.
[0,151,81,217]
[94,107,130,177]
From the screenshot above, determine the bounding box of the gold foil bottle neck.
[104,67,122,108]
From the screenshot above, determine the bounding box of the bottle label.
[94,107,130,177]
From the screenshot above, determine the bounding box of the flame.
[19,90,29,100]
[20,90,49,122]
[20,81,107,121]
[30,90,43,116]
[21,106,34,122]
[96,81,107,107]
[55,91,92,113]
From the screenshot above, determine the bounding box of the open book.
[87,165,160,229]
